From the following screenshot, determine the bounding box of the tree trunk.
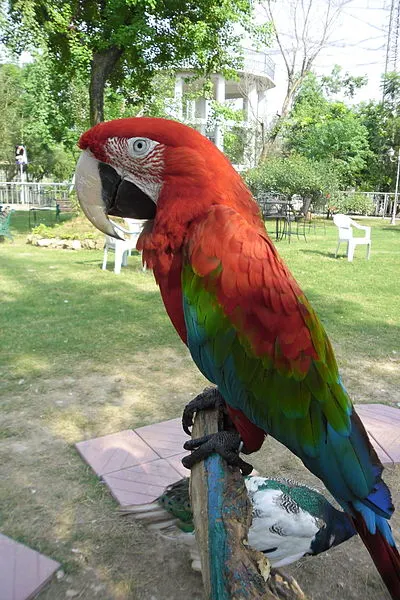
[259,78,303,161]
[190,408,308,600]
[89,46,124,126]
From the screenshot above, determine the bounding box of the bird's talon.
[182,387,225,435]
[181,430,253,476]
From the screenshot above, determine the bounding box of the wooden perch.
[190,408,308,600]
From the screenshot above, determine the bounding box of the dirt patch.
[0,361,399,600]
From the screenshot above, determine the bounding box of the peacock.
[121,475,356,571]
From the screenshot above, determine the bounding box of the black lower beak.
[75,150,156,238]
[99,162,156,220]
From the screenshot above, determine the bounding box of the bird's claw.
[182,430,253,476]
[182,387,226,435]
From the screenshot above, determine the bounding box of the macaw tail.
[352,509,400,600]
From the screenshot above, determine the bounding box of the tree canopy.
[283,73,370,187]
[356,72,400,191]
[2,0,254,124]
[245,154,341,209]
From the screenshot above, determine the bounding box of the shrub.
[334,192,375,215]
[31,223,98,240]
[245,154,341,212]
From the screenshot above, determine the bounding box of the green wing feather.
[181,206,381,506]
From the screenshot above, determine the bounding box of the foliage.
[224,126,247,165]
[356,72,400,191]
[2,0,255,124]
[206,101,248,164]
[0,55,82,181]
[104,71,180,121]
[332,193,375,216]
[0,62,24,179]
[31,221,99,240]
[283,73,370,187]
[321,65,367,99]
[246,154,340,209]
[31,223,64,239]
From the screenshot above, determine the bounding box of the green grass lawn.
[3,214,399,398]
[1,215,399,599]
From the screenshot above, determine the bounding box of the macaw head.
[75,117,258,239]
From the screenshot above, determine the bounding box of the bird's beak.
[75,150,156,239]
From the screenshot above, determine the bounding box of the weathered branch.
[190,408,308,600]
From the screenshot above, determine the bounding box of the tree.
[0,52,84,181]
[357,72,400,191]
[283,73,370,187]
[0,62,24,179]
[320,64,367,99]
[259,0,349,150]
[2,0,254,125]
[245,153,340,210]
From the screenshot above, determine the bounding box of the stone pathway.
[76,418,190,506]
[0,420,188,600]
[0,534,60,600]
[4,405,398,600]
[355,404,400,464]
[76,404,400,507]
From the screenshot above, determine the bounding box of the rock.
[56,569,65,580]
[27,235,101,250]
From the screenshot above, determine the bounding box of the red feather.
[226,405,266,453]
[352,512,400,600]
[186,205,318,374]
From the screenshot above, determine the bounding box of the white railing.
[178,48,275,81]
[341,191,397,217]
[0,182,72,208]
[242,48,275,80]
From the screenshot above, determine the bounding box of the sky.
[263,0,390,115]
[11,0,392,111]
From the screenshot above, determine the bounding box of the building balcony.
[178,48,275,90]
[241,48,275,81]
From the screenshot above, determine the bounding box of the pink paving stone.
[0,534,60,600]
[77,405,400,509]
[102,458,184,506]
[75,429,159,476]
[166,452,191,478]
[356,404,400,464]
[135,418,189,458]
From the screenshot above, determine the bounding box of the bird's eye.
[129,138,151,157]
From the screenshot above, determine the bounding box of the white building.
[170,48,276,167]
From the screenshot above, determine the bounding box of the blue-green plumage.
[181,260,394,535]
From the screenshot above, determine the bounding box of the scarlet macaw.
[75,117,400,599]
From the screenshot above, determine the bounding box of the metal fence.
[340,191,397,217]
[256,191,398,218]
[242,48,275,80]
[0,182,73,208]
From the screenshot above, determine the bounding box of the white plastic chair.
[333,214,371,262]
[102,218,144,274]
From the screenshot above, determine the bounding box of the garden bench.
[0,209,14,241]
